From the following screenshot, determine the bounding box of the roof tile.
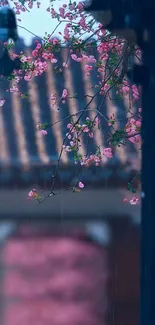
[0,39,141,186]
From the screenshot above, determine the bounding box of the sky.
[10,0,80,45]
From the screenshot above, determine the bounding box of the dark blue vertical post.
[141,2,155,325]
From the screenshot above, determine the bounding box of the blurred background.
[0,1,140,324]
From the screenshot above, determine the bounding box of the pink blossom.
[71,54,82,62]
[121,85,130,95]
[82,124,89,133]
[135,120,141,128]
[129,197,139,205]
[84,64,93,72]
[0,99,5,106]
[69,3,76,10]
[53,38,59,45]
[79,181,84,188]
[24,74,31,81]
[103,148,112,159]
[62,89,68,99]
[79,17,87,29]
[83,54,96,63]
[89,132,94,138]
[9,86,19,93]
[70,141,74,147]
[67,123,72,129]
[103,83,109,91]
[98,67,104,73]
[78,2,83,10]
[94,117,100,126]
[62,62,68,68]
[132,84,139,100]
[40,130,47,135]
[20,55,28,63]
[51,58,57,63]
[62,145,71,153]
[59,7,65,18]
[28,190,34,197]
[100,53,109,60]
[64,24,70,39]
[80,154,101,167]
[32,50,38,58]
[129,135,141,144]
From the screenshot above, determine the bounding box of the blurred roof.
[0,38,141,187]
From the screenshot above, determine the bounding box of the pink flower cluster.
[125,116,142,144]
[124,197,139,205]
[71,53,97,64]
[118,81,140,101]
[47,1,83,21]
[62,118,99,155]
[12,1,41,15]
[50,89,68,108]
[62,117,113,168]
[80,154,101,167]
[97,40,122,55]
[40,130,47,136]
[28,189,39,200]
